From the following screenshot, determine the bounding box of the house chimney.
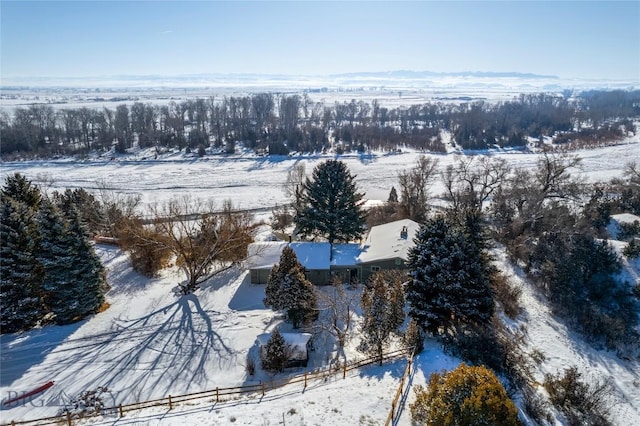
[400,226,408,239]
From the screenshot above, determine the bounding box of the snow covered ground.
[2,132,640,215]
[1,136,640,425]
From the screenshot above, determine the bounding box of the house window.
[371,266,381,272]
[395,258,402,266]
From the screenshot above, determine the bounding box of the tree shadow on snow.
[0,322,84,387]
[357,357,407,381]
[228,273,267,311]
[41,293,237,407]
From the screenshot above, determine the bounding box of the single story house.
[256,332,313,368]
[246,219,420,285]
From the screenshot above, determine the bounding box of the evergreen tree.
[387,186,399,204]
[406,216,494,336]
[264,246,317,328]
[358,270,405,364]
[36,200,105,324]
[294,160,365,244]
[0,196,45,333]
[65,210,107,317]
[1,173,42,210]
[53,188,104,235]
[262,328,289,373]
[36,199,79,324]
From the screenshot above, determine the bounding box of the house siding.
[359,258,408,283]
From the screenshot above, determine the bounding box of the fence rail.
[2,348,410,426]
[384,350,415,426]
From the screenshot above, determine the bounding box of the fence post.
[304,372,307,389]
[66,411,72,426]
[343,363,346,379]
[261,383,266,396]
[118,404,124,417]
[216,386,219,402]
[168,395,173,410]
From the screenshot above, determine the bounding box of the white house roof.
[611,213,640,225]
[331,243,361,267]
[247,219,421,270]
[291,242,331,270]
[357,219,420,264]
[246,242,330,270]
[246,241,288,270]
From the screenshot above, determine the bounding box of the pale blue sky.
[1,1,639,81]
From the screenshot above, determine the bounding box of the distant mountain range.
[329,70,560,79]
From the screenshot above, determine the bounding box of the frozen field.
[2,135,639,215]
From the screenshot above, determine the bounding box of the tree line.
[1,89,638,159]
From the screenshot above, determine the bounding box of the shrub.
[623,238,640,258]
[245,354,256,376]
[410,363,521,426]
[58,386,110,418]
[117,219,172,277]
[543,366,613,426]
[492,272,522,319]
[617,221,640,240]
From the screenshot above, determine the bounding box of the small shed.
[256,332,313,368]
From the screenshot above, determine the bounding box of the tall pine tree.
[406,216,494,336]
[0,196,45,332]
[65,209,107,317]
[37,199,79,324]
[1,173,42,210]
[294,160,365,244]
[36,200,106,324]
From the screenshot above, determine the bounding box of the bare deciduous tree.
[442,156,510,223]
[284,162,306,200]
[315,278,359,362]
[149,197,255,294]
[397,155,439,222]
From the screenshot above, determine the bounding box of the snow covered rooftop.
[246,242,331,270]
[331,243,361,267]
[246,241,288,270]
[607,213,640,239]
[247,221,421,271]
[357,219,421,264]
[611,213,640,225]
[255,332,312,348]
[256,332,312,361]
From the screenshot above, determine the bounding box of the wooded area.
[1,89,638,158]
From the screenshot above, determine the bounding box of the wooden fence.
[384,350,416,426]
[2,348,410,426]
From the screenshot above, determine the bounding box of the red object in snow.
[2,381,54,405]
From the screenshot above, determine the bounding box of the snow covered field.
[1,136,640,425]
